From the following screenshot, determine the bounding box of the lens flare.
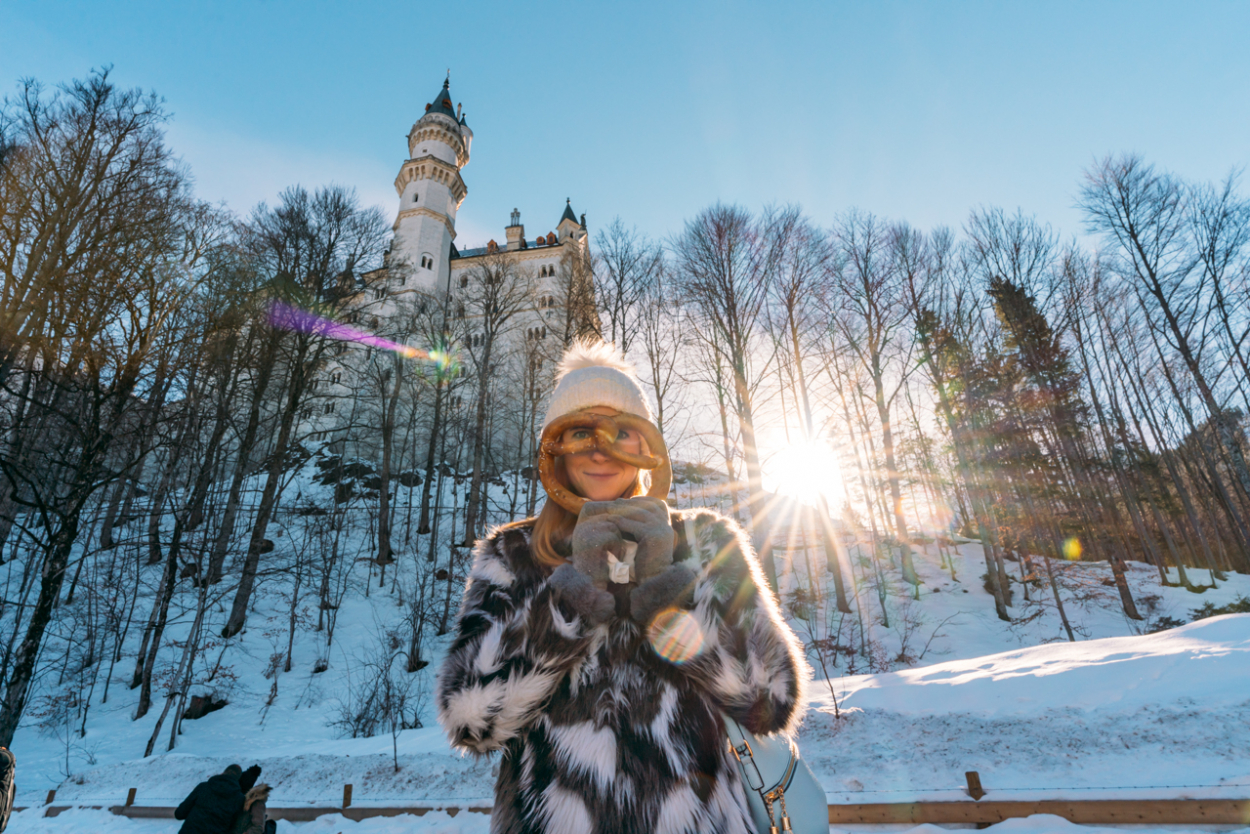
[1063,537,1082,560]
[647,608,706,665]
[268,300,455,373]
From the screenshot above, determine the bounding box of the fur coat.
[436,508,809,834]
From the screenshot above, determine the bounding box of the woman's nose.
[587,447,612,462]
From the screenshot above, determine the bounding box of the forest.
[2,69,1249,761]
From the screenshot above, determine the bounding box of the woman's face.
[561,407,641,502]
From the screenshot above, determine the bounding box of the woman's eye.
[571,429,591,440]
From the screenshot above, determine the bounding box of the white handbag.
[724,716,827,834]
[681,518,827,834]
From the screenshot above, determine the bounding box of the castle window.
[331,372,341,384]
[370,317,379,329]
[456,303,465,318]
[324,401,336,415]
[373,287,386,300]
[335,342,347,355]
[460,275,468,288]
[413,192,419,202]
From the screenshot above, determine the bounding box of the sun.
[760,436,845,508]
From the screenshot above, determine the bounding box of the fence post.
[343,784,353,808]
[126,787,137,807]
[45,789,56,806]
[965,771,985,800]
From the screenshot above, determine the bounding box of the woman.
[437,341,808,834]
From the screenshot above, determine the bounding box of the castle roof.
[425,78,457,119]
[560,199,578,226]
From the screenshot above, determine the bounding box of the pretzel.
[538,412,672,514]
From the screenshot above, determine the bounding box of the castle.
[389,77,590,298]
[304,76,595,441]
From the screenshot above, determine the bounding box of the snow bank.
[833,613,1250,716]
[802,615,1250,803]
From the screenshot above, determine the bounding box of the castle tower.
[391,77,472,291]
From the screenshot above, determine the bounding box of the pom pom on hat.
[542,339,653,430]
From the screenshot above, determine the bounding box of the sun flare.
[760,437,845,508]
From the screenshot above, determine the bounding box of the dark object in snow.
[435,568,449,580]
[363,475,382,492]
[313,660,329,673]
[182,694,228,720]
[295,503,328,516]
[174,766,244,834]
[1147,615,1187,633]
[981,571,1013,605]
[1191,594,1250,622]
[520,466,540,482]
[238,765,262,793]
[0,746,15,834]
[397,469,422,487]
[258,539,275,554]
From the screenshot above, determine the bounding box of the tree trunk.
[416,377,445,535]
[462,341,494,546]
[376,359,402,571]
[0,519,78,747]
[222,340,308,638]
[207,329,281,584]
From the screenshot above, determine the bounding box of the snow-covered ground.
[5,459,1250,831]
[9,807,1248,834]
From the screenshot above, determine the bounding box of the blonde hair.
[508,425,650,567]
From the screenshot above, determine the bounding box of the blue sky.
[2,1,1247,249]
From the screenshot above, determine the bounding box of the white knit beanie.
[542,340,653,431]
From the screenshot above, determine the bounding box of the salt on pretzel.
[538,411,672,514]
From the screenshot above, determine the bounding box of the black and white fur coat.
[436,508,810,834]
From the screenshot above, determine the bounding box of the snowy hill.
[10,616,1250,833]
[5,458,1250,831]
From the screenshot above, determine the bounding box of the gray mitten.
[547,564,615,626]
[569,504,629,589]
[630,563,699,626]
[578,497,675,583]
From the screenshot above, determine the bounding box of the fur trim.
[243,783,270,811]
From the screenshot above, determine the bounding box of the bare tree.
[221,185,388,638]
[0,69,200,745]
[670,204,779,585]
[829,211,920,587]
[458,253,536,544]
[594,218,661,355]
